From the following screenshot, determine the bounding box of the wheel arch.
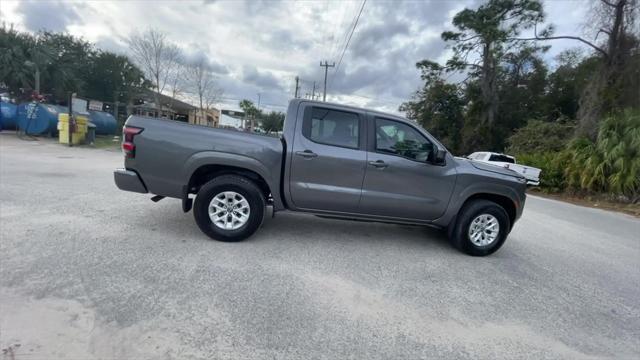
[183,151,283,209]
[188,164,272,202]
[445,191,517,238]
[461,193,517,228]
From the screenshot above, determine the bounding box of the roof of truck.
[288,98,409,122]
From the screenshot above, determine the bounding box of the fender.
[433,178,525,228]
[182,150,284,209]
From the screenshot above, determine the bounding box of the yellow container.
[58,113,88,144]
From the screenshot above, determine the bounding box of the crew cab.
[114,99,527,256]
[468,152,541,186]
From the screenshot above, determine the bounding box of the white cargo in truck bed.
[467,152,541,186]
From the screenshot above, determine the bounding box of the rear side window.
[488,154,515,163]
[303,107,360,149]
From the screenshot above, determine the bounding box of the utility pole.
[320,61,335,102]
[255,93,261,131]
[294,76,300,98]
[311,82,317,101]
[35,66,40,94]
[68,92,75,147]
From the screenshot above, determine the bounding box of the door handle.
[368,160,388,168]
[295,150,318,158]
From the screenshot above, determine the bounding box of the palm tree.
[565,109,640,201]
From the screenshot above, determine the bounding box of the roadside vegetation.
[0,28,149,109]
[515,110,640,202]
[0,25,286,134]
[401,0,639,204]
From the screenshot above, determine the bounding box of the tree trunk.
[480,42,498,125]
[113,92,119,125]
[199,94,204,124]
[154,75,161,117]
[576,0,628,140]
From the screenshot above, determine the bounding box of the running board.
[150,195,165,202]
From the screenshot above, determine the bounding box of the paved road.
[1,133,639,359]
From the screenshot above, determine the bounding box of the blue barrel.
[17,103,67,135]
[88,110,117,135]
[0,101,18,130]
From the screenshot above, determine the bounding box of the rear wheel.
[449,200,510,256]
[193,175,265,242]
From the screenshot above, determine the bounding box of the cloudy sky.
[0,0,589,113]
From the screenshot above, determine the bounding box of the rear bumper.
[114,168,147,193]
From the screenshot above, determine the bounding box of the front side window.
[375,118,433,161]
[306,107,360,148]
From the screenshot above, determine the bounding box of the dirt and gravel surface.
[1,133,639,359]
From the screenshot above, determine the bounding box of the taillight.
[122,126,143,158]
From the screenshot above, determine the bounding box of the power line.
[327,1,352,66]
[329,0,367,92]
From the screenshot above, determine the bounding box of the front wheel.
[449,200,510,256]
[193,175,265,242]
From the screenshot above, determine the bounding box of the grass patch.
[91,135,121,149]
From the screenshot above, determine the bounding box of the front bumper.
[114,168,147,193]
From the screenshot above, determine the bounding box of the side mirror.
[433,148,447,165]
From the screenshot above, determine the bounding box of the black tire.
[193,175,265,242]
[449,199,510,256]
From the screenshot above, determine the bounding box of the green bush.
[517,152,567,192]
[565,109,640,199]
[517,109,639,201]
[506,119,575,155]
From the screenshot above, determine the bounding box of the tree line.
[0,25,288,132]
[0,26,223,118]
[401,0,639,201]
[0,27,147,107]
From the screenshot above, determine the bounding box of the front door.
[359,117,455,220]
[289,105,367,213]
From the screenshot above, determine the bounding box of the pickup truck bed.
[119,117,285,208]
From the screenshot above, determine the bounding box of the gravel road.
[1,133,638,359]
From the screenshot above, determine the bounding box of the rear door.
[358,116,456,220]
[288,104,367,213]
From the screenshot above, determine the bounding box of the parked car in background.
[114,100,528,256]
[467,152,541,186]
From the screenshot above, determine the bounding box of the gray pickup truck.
[114,99,526,256]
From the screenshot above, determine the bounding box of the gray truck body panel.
[121,117,284,209]
[115,99,526,228]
